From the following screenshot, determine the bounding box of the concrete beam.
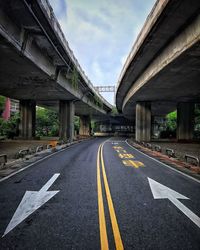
[177,102,194,141]
[136,102,151,142]
[59,100,75,142]
[79,115,91,136]
[19,100,36,139]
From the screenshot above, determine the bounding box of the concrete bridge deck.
[0,0,112,140]
[116,0,200,142]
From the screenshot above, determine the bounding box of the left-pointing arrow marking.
[3,173,60,237]
[148,177,200,229]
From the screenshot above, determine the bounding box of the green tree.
[195,104,200,127]
[111,107,118,115]
[166,111,177,131]
[0,95,6,115]
[74,116,80,134]
[0,112,20,138]
[36,107,59,137]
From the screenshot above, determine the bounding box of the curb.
[0,137,94,183]
[126,139,200,183]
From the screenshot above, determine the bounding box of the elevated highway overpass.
[116,0,200,142]
[0,0,112,140]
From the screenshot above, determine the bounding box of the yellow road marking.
[122,160,144,168]
[101,143,124,250]
[97,145,109,250]
[116,149,127,153]
[118,153,134,159]
[113,146,123,149]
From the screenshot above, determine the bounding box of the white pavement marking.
[125,140,200,184]
[148,178,200,229]
[3,173,60,237]
[109,141,125,144]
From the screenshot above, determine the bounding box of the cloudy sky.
[49,0,156,104]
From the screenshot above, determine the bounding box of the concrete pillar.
[135,102,151,142]
[79,115,91,136]
[177,102,194,141]
[19,100,36,139]
[59,100,75,142]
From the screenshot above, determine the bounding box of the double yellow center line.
[97,143,124,250]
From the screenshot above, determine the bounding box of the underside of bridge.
[0,0,112,140]
[116,0,200,142]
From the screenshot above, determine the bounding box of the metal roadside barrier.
[36,145,44,153]
[185,154,199,166]
[154,145,162,152]
[29,148,36,155]
[0,154,7,167]
[165,148,175,158]
[47,144,53,149]
[17,149,30,159]
[56,141,63,146]
[146,143,152,149]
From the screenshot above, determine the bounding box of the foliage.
[74,116,80,133]
[93,94,103,108]
[166,111,177,131]
[36,107,59,137]
[111,107,118,115]
[194,104,200,138]
[36,108,80,137]
[71,67,79,90]
[195,104,200,128]
[0,96,6,115]
[0,112,20,139]
[91,120,99,132]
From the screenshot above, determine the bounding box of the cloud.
[49,0,67,19]
[49,0,156,104]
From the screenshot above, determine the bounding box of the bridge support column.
[79,115,91,136]
[177,102,194,141]
[19,100,36,139]
[59,100,75,142]
[135,102,151,142]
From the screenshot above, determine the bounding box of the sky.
[49,0,156,105]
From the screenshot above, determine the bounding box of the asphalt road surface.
[0,138,199,249]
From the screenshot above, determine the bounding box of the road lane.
[102,139,200,249]
[0,137,199,249]
[0,138,105,249]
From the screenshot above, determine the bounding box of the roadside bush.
[36,107,59,137]
[0,113,20,139]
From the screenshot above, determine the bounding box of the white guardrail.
[40,0,112,109]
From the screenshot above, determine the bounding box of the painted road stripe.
[122,160,144,168]
[118,153,134,159]
[97,144,109,250]
[113,146,123,150]
[116,149,127,153]
[101,143,124,250]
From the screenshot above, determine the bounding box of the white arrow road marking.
[3,173,60,237]
[148,178,200,228]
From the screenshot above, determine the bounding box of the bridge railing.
[39,0,112,109]
[116,0,168,91]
